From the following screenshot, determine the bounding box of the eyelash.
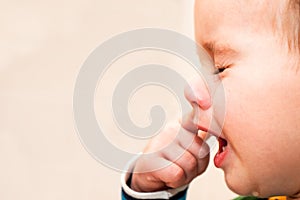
[214,65,228,74]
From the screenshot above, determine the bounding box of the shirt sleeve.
[121,153,188,200]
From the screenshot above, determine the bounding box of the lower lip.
[214,139,229,168]
[196,126,228,168]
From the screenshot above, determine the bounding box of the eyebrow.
[202,41,238,57]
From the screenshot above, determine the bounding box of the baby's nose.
[183,77,213,133]
[184,77,211,110]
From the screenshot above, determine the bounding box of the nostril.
[184,84,197,102]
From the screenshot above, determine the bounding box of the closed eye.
[214,66,227,74]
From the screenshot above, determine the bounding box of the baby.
[121,0,300,199]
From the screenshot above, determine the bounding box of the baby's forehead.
[195,0,284,37]
[195,0,290,55]
[196,0,299,65]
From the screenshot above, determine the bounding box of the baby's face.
[194,0,300,197]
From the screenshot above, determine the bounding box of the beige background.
[0,0,236,199]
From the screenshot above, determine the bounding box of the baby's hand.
[130,116,210,192]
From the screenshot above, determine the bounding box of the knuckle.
[154,123,181,144]
[169,166,185,183]
[165,123,181,134]
[144,174,156,182]
[185,155,197,171]
[178,133,194,147]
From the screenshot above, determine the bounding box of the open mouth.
[195,123,229,168]
[214,137,229,168]
[218,137,228,154]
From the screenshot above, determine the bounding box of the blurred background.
[0,0,236,199]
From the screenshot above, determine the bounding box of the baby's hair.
[282,0,300,53]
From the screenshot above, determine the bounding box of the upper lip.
[190,103,226,140]
[182,108,227,141]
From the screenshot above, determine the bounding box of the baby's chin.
[224,172,285,198]
[223,168,262,197]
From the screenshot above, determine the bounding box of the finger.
[150,157,186,189]
[176,127,210,173]
[161,143,198,185]
[132,156,178,192]
[181,111,198,134]
[198,130,210,141]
